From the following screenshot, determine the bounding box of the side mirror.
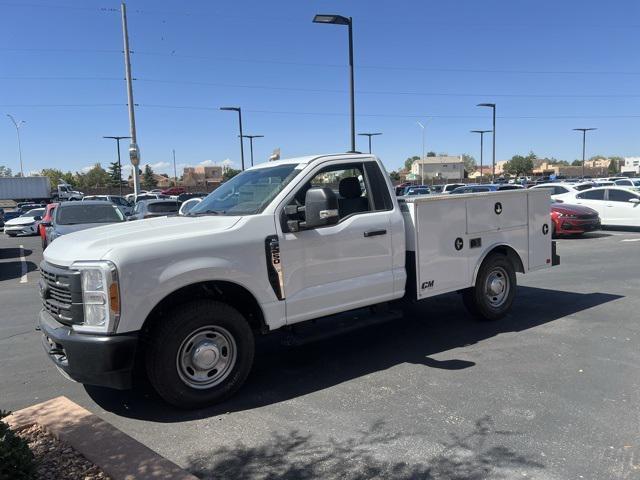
[40,221,51,227]
[34,216,42,221]
[629,198,640,204]
[303,187,339,229]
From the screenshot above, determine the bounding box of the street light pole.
[477,103,496,182]
[103,135,130,196]
[6,114,25,177]
[470,130,491,184]
[220,107,245,170]
[357,132,382,154]
[240,135,264,167]
[313,14,357,153]
[573,128,597,179]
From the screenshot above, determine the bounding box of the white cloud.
[79,165,94,173]
[145,161,171,171]
[198,159,216,166]
[221,158,234,168]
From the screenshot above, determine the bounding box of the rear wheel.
[462,253,516,321]
[145,299,255,409]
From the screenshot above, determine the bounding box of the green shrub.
[0,412,36,480]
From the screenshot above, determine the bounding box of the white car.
[567,187,640,227]
[4,208,46,237]
[614,178,640,190]
[178,197,202,216]
[530,182,593,201]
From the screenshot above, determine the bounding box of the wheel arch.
[140,280,268,337]
[471,244,525,284]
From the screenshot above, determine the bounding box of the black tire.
[145,299,255,409]
[6,232,16,237]
[462,253,516,321]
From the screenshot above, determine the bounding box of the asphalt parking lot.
[1,231,639,480]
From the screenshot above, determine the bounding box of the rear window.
[497,185,522,191]
[57,204,125,224]
[147,202,179,213]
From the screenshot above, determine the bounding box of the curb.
[6,396,198,480]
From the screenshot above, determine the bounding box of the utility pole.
[220,107,245,170]
[6,115,25,177]
[172,149,178,186]
[121,2,141,196]
[573,128,597,179]
[417,121,426,183]
[470,130,491,184]
[103,136,130,196]
[477,103,496,182]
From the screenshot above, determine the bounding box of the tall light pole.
[240,134,264,167]
[121,1,141,196]
[470,130,492,184]
[477,103,496,182]
[103,135,130,196]
[573,128,597,179]
[220,107,245,170]
[172,149,178,186]
[358,132,382,154]
[6,115,25,177]
[417,121,427,182]
[313,14,357,153]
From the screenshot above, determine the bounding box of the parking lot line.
[621,238,640,242]
[19,244,28,284]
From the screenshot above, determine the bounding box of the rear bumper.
[38,309,138,390]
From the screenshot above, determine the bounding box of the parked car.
[162,187,186,196]
[614,178,640,190]
[531,182,593,201]
[550,201,600,237]
[18,203,45,214]
[82,195,134,215]
[403,185,430,195]
[2,210,22,225]
[450,184,524,195]
[178,197,203,216]
[3,208,45,236]
[39,203,58,249]
[441,183,465,194]
[135,193,169,203]
[43,201,127,247]
[565,187,640,227]
[177,192,208,203]
[125,190,147,203]
[128,199,180,220]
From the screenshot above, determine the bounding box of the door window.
[577,189,605,200]
[554,186,569,195]
[291,162,371,221]
[608,189,637,202]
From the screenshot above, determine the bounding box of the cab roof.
[248,153,376,170]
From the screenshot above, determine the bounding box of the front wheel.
[145,299,255,409]
[462,253,516,321]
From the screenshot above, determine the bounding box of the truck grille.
[39,261,83,325]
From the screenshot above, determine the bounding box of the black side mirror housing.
[303,187,339,229]
[34,216,42,221]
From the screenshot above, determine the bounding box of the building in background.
[182,165,224,187]
[411,155,465,181]
[622,157,640,175]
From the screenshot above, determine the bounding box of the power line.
[1,76,638,99]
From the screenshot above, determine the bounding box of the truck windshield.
[189,164,301,216]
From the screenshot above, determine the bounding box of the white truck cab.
[37,154,559,408]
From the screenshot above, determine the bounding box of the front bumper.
[38,309,138,390]
[556,217,601,234]
[4,224,37,235]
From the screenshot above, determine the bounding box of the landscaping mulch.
[17,424,110,480]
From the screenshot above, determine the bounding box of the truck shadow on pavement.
[85,286,622,422]
[186,416,545,480]
[0,260,37,281]
[0,247,32,260]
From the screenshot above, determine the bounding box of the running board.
[280,306,403,347]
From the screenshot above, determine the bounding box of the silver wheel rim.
[484,266,509,308]
[176,326,237,389]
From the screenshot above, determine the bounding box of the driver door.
[277,160,396,325]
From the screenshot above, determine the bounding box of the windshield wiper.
[186,209,225,216]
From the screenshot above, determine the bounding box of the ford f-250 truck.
[37,153,559,408]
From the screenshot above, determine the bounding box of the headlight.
[70,261,120,334]
[557,213,577,218]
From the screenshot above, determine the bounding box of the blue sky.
[0,0,638,176]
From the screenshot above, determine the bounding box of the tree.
[504,152,535,176]
[76,163,110,188]
[0,165,12,177]
[223,168,241,181]
[107,161,122,187]
[389,170,401,181]
[608,159,619,174]
[404,156,420,171]
[461,154,476,174]
[571,160,582,166]
[142,165,158,189]
[39,168,76,187]
[426,151,437,157]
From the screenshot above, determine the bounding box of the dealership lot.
[1,231,639,479]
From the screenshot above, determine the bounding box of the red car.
[550,201,600,237]
[39,203,57,249]
[161,187,186,196]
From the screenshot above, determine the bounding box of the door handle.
[364,229,387,237]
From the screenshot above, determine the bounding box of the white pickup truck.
[37,154,559,408]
